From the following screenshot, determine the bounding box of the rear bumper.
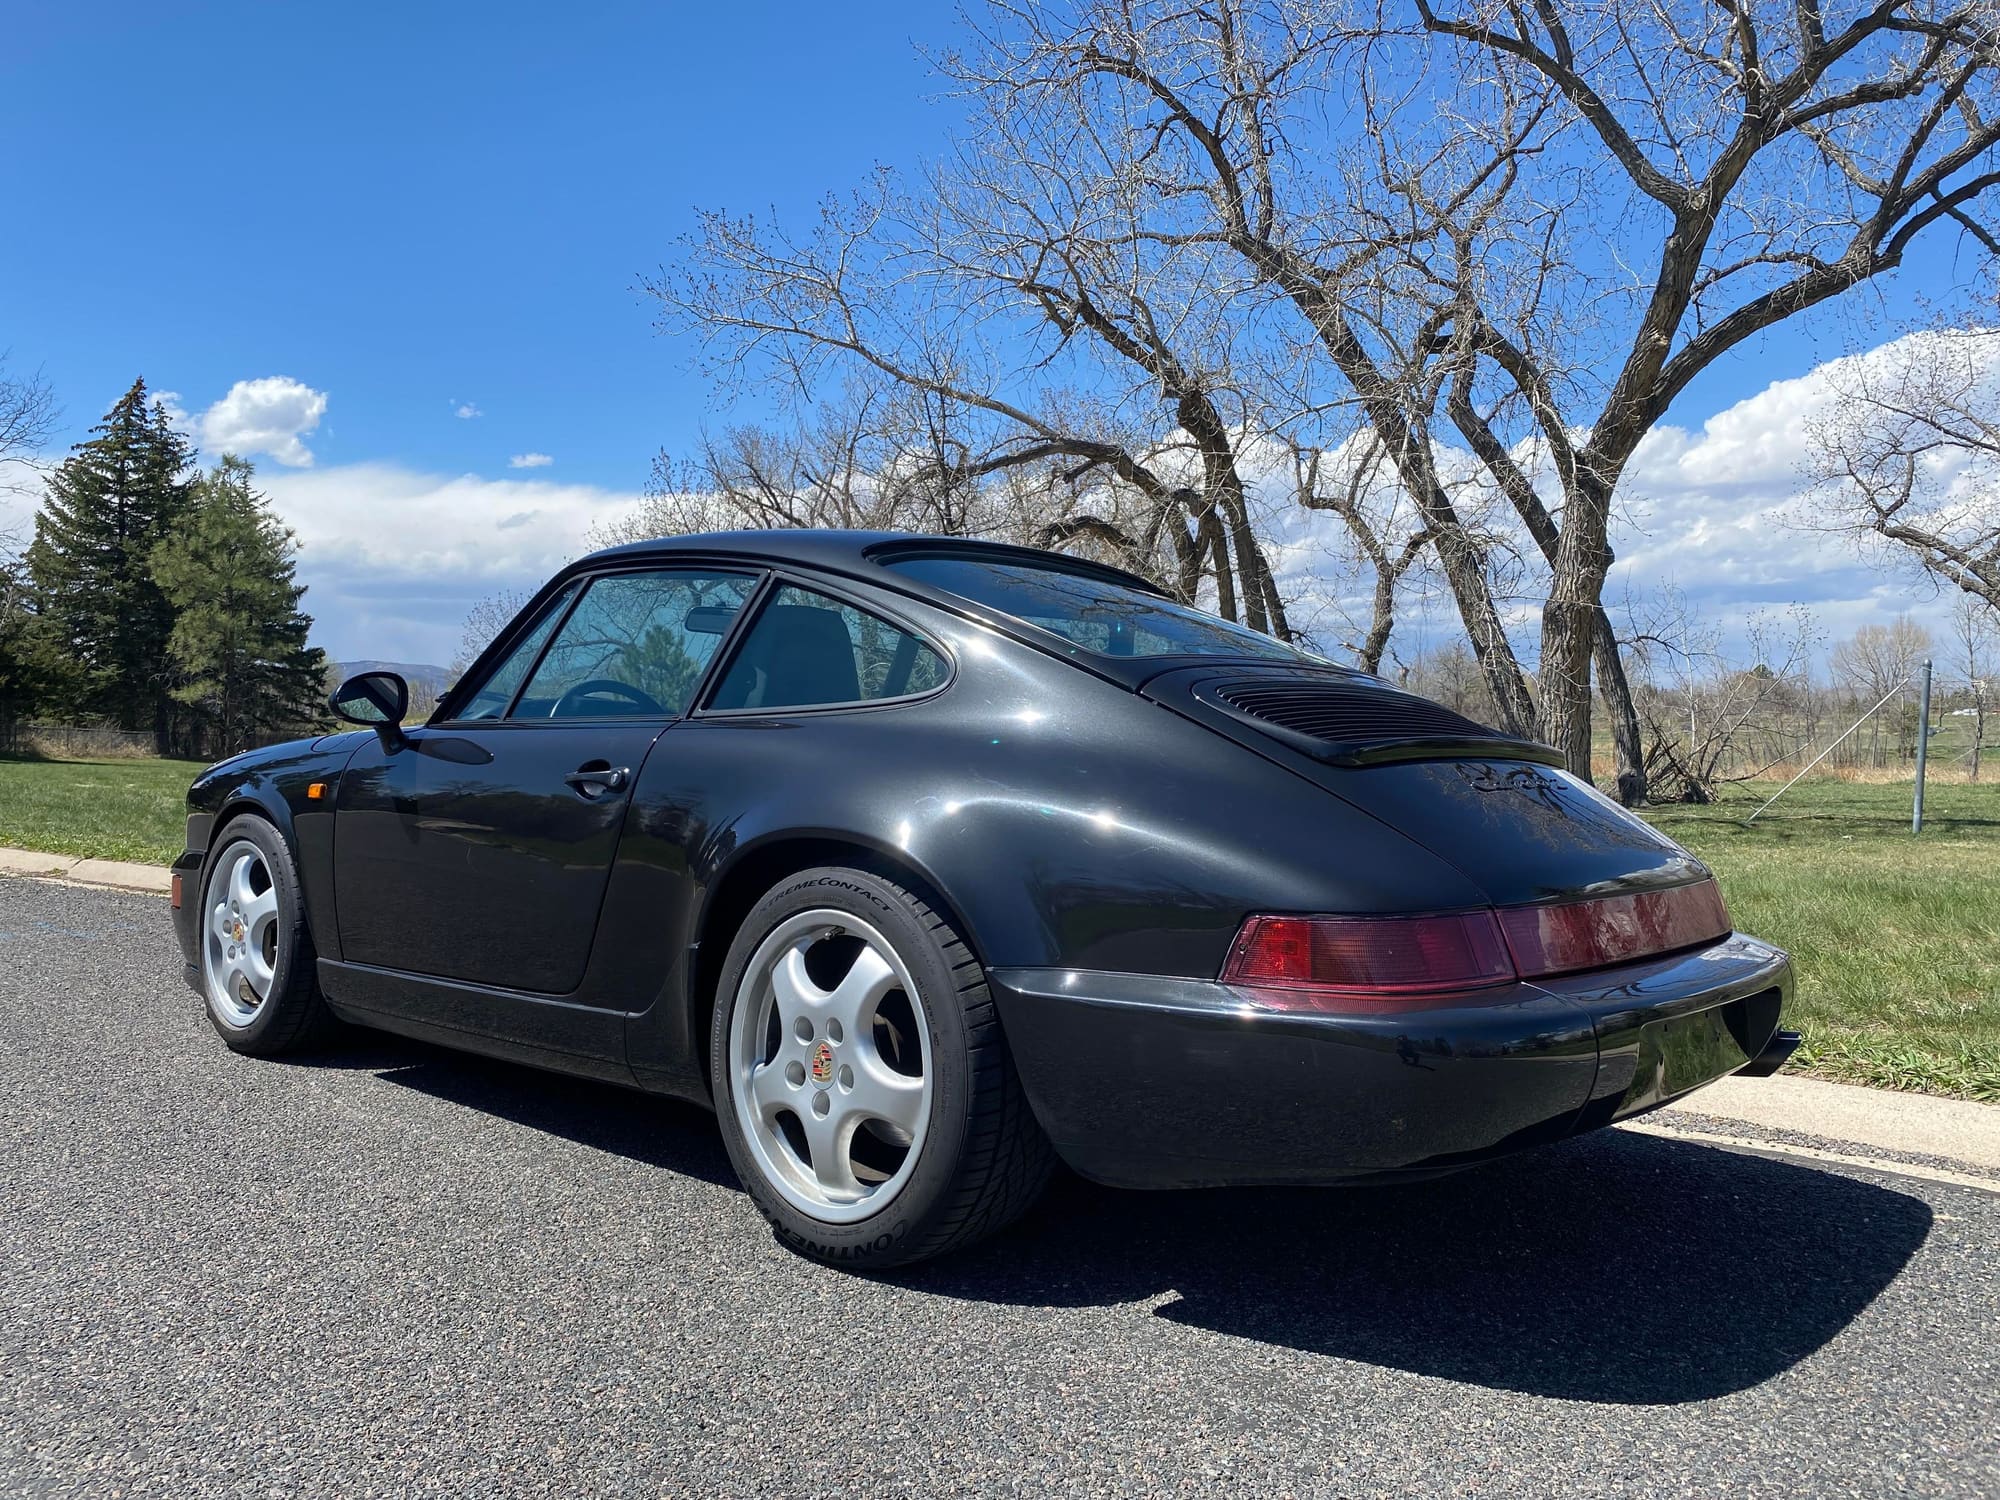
[990,932,1792,1189]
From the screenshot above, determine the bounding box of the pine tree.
[0,546,42,747]
[25,378,194,747]
[151,455,328,757]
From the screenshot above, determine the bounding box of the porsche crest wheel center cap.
[809,1040,835,1087]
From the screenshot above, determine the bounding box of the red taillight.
[1497,878,1730,980]
[1222,879,1732,1011]
[1223,911,1515,1004]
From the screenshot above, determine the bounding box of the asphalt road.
[3,878,1996,1498]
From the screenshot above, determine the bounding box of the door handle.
[564,764,630,796]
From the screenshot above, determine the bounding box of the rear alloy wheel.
[198,818,336,1055]
[711,867,1054,1267]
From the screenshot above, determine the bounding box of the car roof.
[520,526,1327,701]
[573,529,1168,596]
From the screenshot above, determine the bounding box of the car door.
[333,566,760,995]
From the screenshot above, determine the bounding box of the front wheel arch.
[202,803,291,931]
[193,811,339,1054]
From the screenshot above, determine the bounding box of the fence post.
[1913,658,1933,835]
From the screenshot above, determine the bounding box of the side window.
[454,582,579,721]
[510,570,758,719]
[708,584,949,711]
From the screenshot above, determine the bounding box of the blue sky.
[0,3,1983,665]
[1,2,954,491]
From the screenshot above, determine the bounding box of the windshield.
[882,555,1315,661]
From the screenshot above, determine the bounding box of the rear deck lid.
[1143,664,1707,908]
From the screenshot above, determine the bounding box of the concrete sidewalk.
[1661,1072,2000,1172]
[0,846,171,895]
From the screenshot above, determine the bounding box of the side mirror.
[329,671,410,749]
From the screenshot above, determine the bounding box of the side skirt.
[318,957,639,1086]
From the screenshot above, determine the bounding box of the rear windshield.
[882,555,1313,661]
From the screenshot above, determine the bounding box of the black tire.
[196,815,339,1056]
[709,866,1055,1268]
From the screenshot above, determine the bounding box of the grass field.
[1644,779,2000,1102]
[0,754,203,865]
[2,752,1996,1100]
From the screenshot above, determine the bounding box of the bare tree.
[1291,437,1432,673]
[1402,639,1502,721]
[0,357,59,743]
[0,355,58,488]
[1364,0,2000,793]
[1949,592,1998,776]
[648,159,1296,633]
[1807,317,2000,613]
[1831,616,1935,766]
[1625,590,1819,799]
[452,588,533,678]
[651,1,2000,801]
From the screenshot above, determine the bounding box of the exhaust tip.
[1739,1029,1802,1079]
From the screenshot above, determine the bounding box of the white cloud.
[256,462,644,662]
[508,451,553,469]
[194,376,328,467]
[1255,328,1991,669]
[454,401,483,420]
[18,333,1974,672]
[1607,331,1983,603]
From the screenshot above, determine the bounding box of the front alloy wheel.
[195,818,336,1056]
[202,841,281,1028]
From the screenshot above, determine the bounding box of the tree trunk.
[1257,562,1293,643]
[1359,565,1397,676]
[1591,608,1647,803]
[1538,473,1616,782]
[1221,496,1269,635]
[1435,518,1538,738]
[1270,277,1537,735]
[1199,509,1236,621]
[1164,509,1202,606]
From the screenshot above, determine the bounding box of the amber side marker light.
[306,782,327,800]
[170,873,182,909]
[1222,878,1732,1012]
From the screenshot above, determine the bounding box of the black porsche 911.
[172,531,1796,1266]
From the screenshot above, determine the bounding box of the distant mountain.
[335,661,453,697]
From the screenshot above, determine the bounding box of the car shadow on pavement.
[297,1037,1931,1405]
[288,1033,742,1190]
[898,1128,1934,1406]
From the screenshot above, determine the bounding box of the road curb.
[1663,1072,2000,1169]
[0,846,171,895]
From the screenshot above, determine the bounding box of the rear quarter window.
[708,585,948,711]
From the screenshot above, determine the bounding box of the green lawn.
[2,752,1995,1100]
[1643,780,2000,1102]
[0,754,203,865]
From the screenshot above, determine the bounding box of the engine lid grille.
[1203,676,1563,769]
